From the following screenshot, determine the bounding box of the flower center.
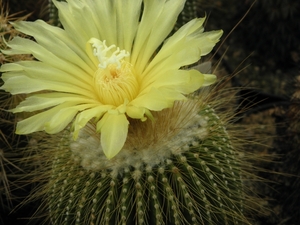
[90,38,139,106]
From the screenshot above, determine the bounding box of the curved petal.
[1,61,94,93]
[140,69,214,96]
[12,93,99,113]
[126,105,146,120]
[202,73,217,86]
[88,0,117,45]
[97,112,129,159]
[44,107,79,134]
[54,0,143,58]
[130,87,186,111]
[53,0,103,47]
[72,105,114,139]
[1,73,93,96]
[15,102,79,134]
[3,37,94,80]
[12,20,95,73]
[142,18,223,77]
[163,19,223,57]
[142,43,201,82]
[131,0,185,74]
[115,0,142,52]
[164,17,206,46]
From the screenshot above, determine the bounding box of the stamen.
[87,38,138,106]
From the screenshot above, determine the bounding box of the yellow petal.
[89,0,118,44]
[96,112,129,159]
[11,20,95,73]
[44,107,79,134]
[54,0,131,47]
[1,62,93,91]
[142,19,223,78]
[197,31,224,56]
[3,37,94,80]
[115,0,142,52]
[53,0,100,46]
[1,73,92,96]
[164,17,206,45]
[131,0,185,74]
[140,44,196,83]
[140,69,209,96]
[15,102,95,134]
[72,105,113,139]
[126,105,146,120]
[131,87,186,111]
[12,93,98,113]
[203,73,217,86]
[15,103,73,134]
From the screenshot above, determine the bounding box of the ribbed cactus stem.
[45,102,247,225]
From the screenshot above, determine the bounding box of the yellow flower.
[0,0,222,159]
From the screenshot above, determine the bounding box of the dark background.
[1,0,300,224]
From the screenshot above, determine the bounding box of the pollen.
[90,39,139,106]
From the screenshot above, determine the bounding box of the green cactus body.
[41,99,247,225]
[1,1,260,224]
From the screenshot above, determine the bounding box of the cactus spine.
[25,88,256,225]
[1,1,265,224]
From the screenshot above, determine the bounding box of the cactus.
[20,84,263,225]
[1,1,268,224]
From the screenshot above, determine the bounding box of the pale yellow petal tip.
[98,113,129,160]
[15,129,23,135]
[103,147,122,160]
[207,29,223,42]
[102,138,125,159]
[203,74,217,86]
[72,129,80,140]
[15,123,31,135]
[216,29,224,38]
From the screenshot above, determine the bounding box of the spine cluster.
[47,105,248,225]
